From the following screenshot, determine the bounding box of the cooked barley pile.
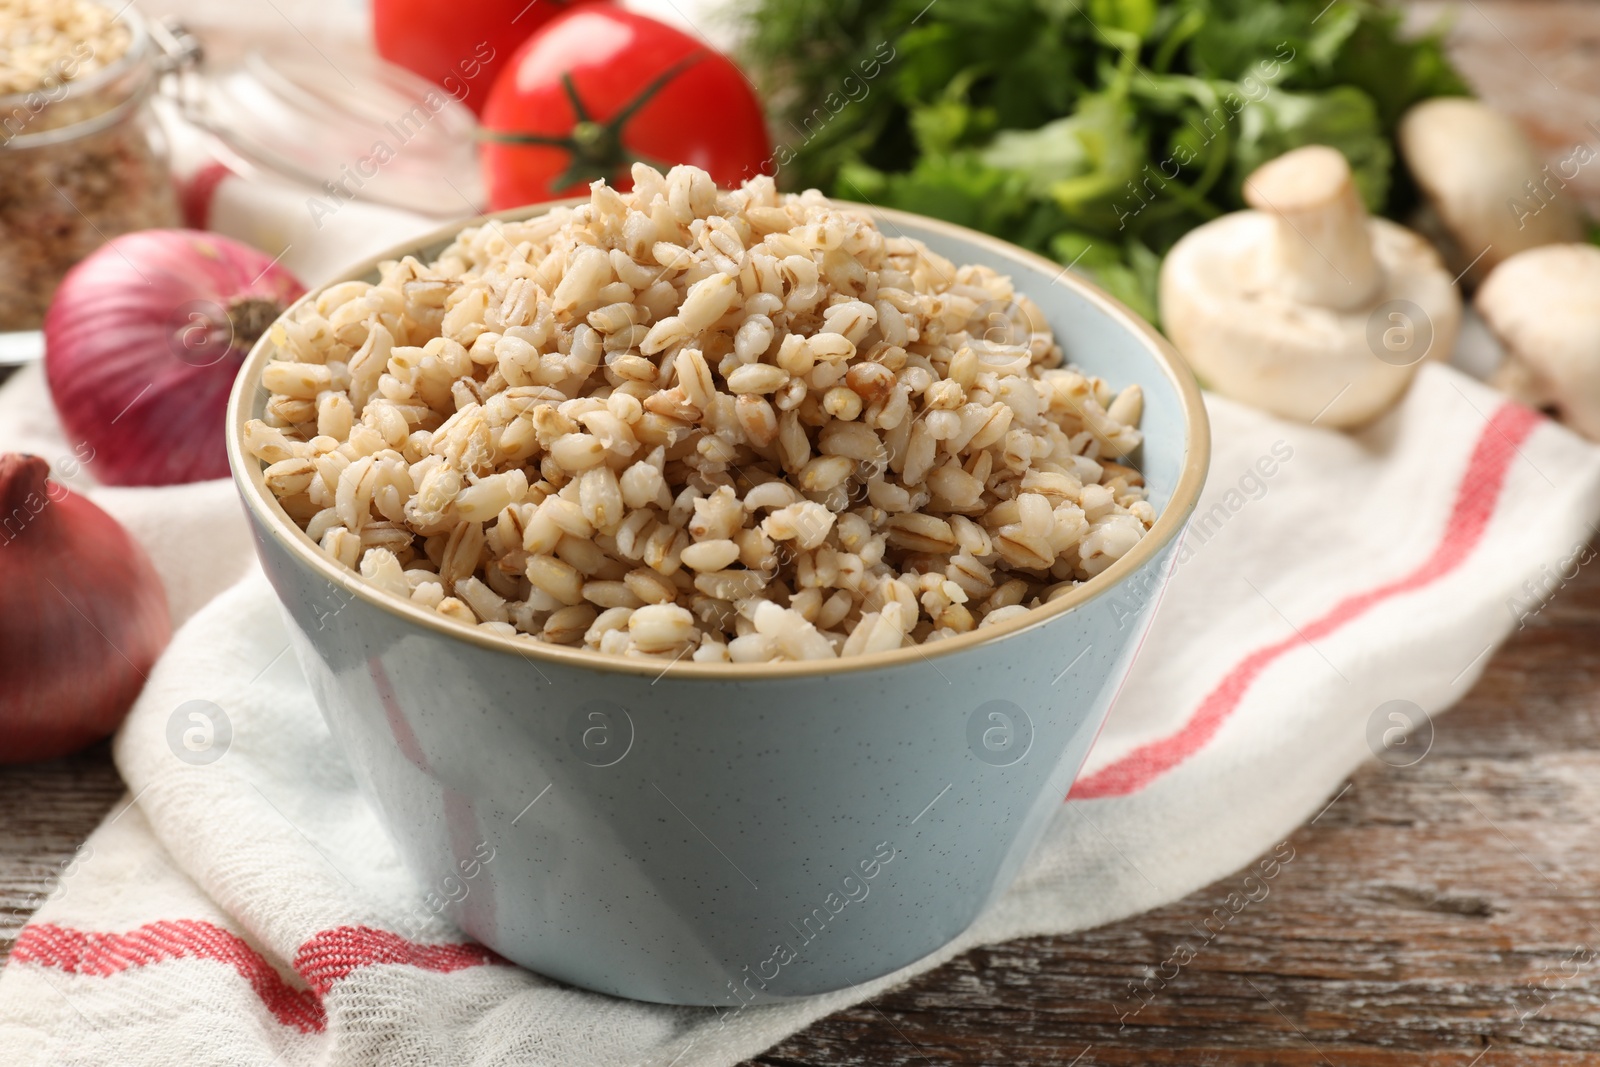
[246,166,1155,662]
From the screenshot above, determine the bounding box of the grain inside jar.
[0,0,179,329]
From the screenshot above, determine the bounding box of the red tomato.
[479,7,772,208]
[373,0,605,117]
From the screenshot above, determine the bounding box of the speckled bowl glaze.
[226,203,1209,1006]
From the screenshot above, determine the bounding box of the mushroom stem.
[1243,146,1382,312]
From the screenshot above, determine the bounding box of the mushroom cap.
[1160,212,1462,428]
[1399,98,1583,285]
[1476,243,1600,440]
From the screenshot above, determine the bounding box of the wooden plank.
[0,743,124,954]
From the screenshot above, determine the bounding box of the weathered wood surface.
[5,3,1600,1064]
[0,743,124,954]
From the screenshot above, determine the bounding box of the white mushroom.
[1160,145,1461,428]
[1398,98,1583,286]
[1477,244,1600,441]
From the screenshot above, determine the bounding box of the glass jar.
[0,2,183,330]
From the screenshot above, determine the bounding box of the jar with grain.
[0,0,180,329]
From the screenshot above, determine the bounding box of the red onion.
[0,454,171,763]
[44,229,306,486]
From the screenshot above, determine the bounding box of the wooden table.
[7,3,1600,1063]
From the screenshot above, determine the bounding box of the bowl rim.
[225,199,1210,680]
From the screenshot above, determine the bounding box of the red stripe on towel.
[1070,401,1542,800]
[11,920,502,1032]
[178,162,233,230]
[292,925,501,995]
[12,920,325,1032]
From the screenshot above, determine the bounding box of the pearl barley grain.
[247,164,1155,662]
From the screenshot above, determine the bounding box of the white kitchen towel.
[3,353,1599,1065]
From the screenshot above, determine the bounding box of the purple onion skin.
[0,454,171,763]
[44,229,306,487]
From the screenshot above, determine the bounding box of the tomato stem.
[603,54,704,134]
[480,53,707,194]
[560,72,592,124]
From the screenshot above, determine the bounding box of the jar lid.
[174,41,485,217]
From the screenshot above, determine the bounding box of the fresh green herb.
[737,0,1467,320]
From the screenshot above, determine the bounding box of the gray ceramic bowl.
[225,203,1208,1006]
